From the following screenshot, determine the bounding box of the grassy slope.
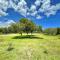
[0,33,60,60]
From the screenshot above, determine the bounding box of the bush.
[43,28,58,35]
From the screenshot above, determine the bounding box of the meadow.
[0,33,60,60]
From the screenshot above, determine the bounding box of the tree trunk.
[31,33,32,35]
[21,33,22,36]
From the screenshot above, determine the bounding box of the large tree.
[20,18,36,34]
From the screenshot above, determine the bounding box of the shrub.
[43,28,58,35]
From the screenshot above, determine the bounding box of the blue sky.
[0,0,60,28]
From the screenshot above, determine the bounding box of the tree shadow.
[12,35,43,39]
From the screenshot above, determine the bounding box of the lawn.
[0,33,60,60]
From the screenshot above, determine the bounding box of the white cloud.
[9,0,17,9]
[38,0,60,17]
[0,20,16,27]
[35,0,41,6]
[14,0,28,17]
[31,11,37,16]
[30,5,36,12]
[0,0,9,16]
[36,15,42,19]
[0,9,8,16]
[6,20,16,24]
[39,0,50,12]
[0,0,9,11]
[0,0,28,17]
[44,3,60,17]
[27,12,30,15]
[0,0,60,19]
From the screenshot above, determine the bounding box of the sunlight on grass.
[0,33,60,60]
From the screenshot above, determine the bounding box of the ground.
[0,33,60,60]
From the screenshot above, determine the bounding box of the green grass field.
[0,33,60,60]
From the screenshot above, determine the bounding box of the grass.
[0,33,60,60]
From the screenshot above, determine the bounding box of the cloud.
[0,9,8,16]
[45,3,60,17]
[0,19,16,27]
[39,0,60,17]
[0,0,9,11]
[36,15,42,19]
[6,20,16,24]
[30,11,38,16]
[14,0,28,17]
[35,0,41,6]
[30,5,36,12]
[0,0,60,19]
[0,0,28,17]
[39,0,50,12]
[0,0,9,16]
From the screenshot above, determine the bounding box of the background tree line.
[0,18,42,35]
[43,28,60,35]
[0,18,60,35]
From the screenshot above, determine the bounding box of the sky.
[0,0,60,28]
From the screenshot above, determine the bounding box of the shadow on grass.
[12,35,43,39]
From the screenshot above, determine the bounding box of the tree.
[0,28,3,34]
[57,28,60,34]
[36,26,42,33]
[8,23,18,33]
[20,18,36,35]
[18,23,25,36]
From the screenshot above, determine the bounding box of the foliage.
[36,26,42,33]
[0,18,42,35]
[43,28,58,35]
[20,18,36,34]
